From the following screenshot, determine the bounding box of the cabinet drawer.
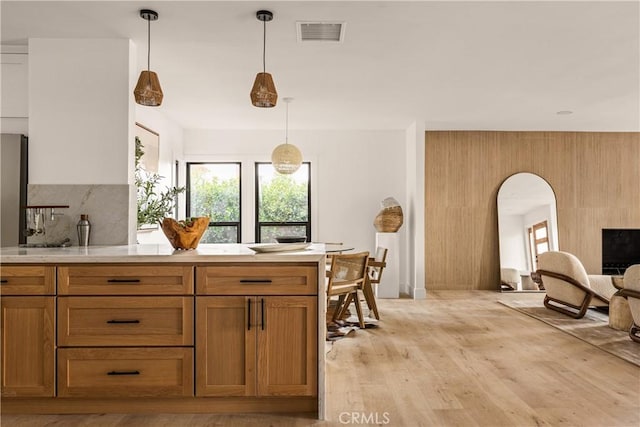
[196,263,318,295]
[58,265,193,295]
[57,347,193,397]
[58,296,193,346]
[0,265,55,295]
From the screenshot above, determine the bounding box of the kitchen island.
[0,244,326,418]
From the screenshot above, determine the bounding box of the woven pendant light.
[272,98,302,174]
[134,9,163,106]
[250,10,277,108]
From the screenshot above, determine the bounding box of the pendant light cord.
[262,19,266,73]
[285,101,289,144]
[147,17,151,71]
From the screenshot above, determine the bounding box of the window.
[174,160,179,219]
[186,162,241,243]
[528,220,550,271]
[255,162,310,243]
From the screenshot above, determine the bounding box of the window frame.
[185,161,242,243]
[174,160,180,219]
[254,162,311,243]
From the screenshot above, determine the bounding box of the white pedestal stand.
[375,232,400,298]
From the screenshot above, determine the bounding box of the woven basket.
[374,206,403,232]
[160,217,209,250]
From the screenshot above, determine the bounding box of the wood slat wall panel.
[424,131,640,290]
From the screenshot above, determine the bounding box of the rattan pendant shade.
[251,72,277,107]
[134,9,163,107]
[272,97,302,174]
[134,70,163,106]
[250,10,277,108]
[272,143,302,174]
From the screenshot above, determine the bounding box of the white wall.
[134,106,186,244]
[498,214,528,271]
[405,122,426,298]
[16,37,416,280]
[135,106,185,185]
[29,38,134,185]
[26,38,139,243]
[183,128,408,286]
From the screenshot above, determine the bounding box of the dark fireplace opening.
[602,228,640,275]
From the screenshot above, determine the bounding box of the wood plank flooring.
[3,291,639,427]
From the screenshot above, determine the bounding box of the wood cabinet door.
[257,296,317,397]
[195,296,256,397]
[1,296,55,397]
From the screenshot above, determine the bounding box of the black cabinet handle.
[261,298,265,330]
[247,298,251,331]
[107,279,141,283]
[239,279,272,284]
[107,370,140,376]
[0,279,7,283]
[106,319,140,324]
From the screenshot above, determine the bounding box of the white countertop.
[0,243,327,264]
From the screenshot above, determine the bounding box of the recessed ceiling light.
[556,110,573,115]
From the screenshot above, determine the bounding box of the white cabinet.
[1,53,28,118]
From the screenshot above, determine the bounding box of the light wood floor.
[3,291,639,427]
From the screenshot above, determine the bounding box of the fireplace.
[602,228,640,275]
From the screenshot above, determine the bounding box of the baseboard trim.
[1,396,318,415]
[410,286,427,299]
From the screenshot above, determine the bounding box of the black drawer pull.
[106,319,140,324]
[239,279,272,284]
[0,279,7,283]
[261,298,265,330]
[247,298,251,331]
[107,370,140,376]
[107,279,141,283]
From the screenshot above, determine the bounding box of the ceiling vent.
[297,21,345,43]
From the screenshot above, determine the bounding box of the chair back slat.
[327,252,369,293]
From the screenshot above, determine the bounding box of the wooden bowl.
[160,217,209,250]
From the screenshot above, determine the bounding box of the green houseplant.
[135,136,185,228]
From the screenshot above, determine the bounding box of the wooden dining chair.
[326,251,370,328]
[359,247,387,320]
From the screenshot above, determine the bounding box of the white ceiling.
[2,1,639,131]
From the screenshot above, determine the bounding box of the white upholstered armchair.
[620,264,640,342]
[536,251,617,318]
[500,268,521,291]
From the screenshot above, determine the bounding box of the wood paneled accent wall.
[424,131,640,290]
